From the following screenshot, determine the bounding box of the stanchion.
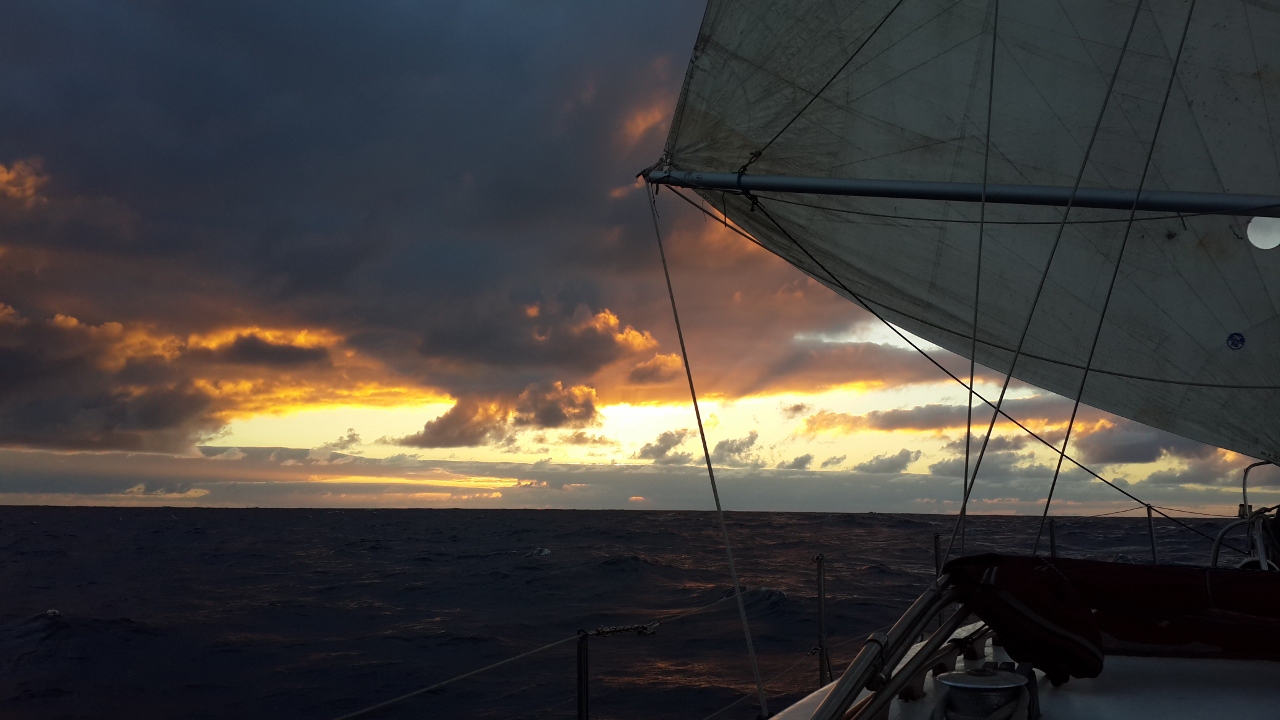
[1049,518,1056,558]
[577,631,589,720]
[1146,505,1158,564]
[813,554,832,686]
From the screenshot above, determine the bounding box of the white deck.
[775,634,1280,720]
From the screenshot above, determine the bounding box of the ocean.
[0,507,1233,719]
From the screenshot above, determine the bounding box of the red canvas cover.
[946,554,1280,682]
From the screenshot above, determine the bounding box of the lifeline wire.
[1033,0,1200,555]
[647,185,770,717]
[329,588,749,720]
[329,634,579,720]
[943,0,1146,568]
[959,0,1000,560]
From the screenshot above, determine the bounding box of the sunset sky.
[0,1,1274,513]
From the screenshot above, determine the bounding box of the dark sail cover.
[948,554,1280,682]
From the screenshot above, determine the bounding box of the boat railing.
[809,576,979,720]
[1212,505,1277,569]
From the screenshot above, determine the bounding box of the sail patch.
[1248,217,1280,250]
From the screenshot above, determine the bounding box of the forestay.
[659,0,1280,461]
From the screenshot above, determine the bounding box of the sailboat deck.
[776,634,1280,720]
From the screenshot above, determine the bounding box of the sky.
[0,1,1275,514]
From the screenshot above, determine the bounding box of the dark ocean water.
[0,507,1235,719]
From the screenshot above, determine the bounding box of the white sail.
[661,0,1280,461]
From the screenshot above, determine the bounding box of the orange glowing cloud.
[0,158,48,207]
[566,309,656,354]
[0,304,450,441]
[620,97,673,146]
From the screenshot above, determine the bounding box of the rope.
[959,0,1000,560]
[1034,0,1199,554]
[663,185,1247,556]
[739,0,909,172]
[647,185,770,717]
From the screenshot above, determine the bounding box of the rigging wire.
[958,0,999,560]
[646,185,770,718]
[1034,0,1200,555]
[662,184,1247,555]
[739,0,909,172]
[943,0,1147,568]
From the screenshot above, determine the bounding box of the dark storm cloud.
[555,431,618,447]
[732,341,946,397]
[0,303,372,451]
[512,382,598,428]
[0,1,1046,460]
[0,1,706,450]
[711,431,760,468]
[319,428,362,452]
[781,403,812,419]
[1071,421,1216,465]
[627,353,682,384]
[777,453,813,471]
[0,308,216,451]
[854,449,921,474]
[820,455,845,468]
[394,399,511,448]
[394,381,599,448]
[802,395,1075,435]
[193,334,329,367]
[634,429,692,465]
[943,434,1029,454]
